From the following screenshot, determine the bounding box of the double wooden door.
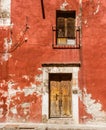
[49,73,72,118]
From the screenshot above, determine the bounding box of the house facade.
[0,0,106,124]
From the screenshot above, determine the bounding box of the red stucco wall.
[0,0,106,123]
[82,0,106,108]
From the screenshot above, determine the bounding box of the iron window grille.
[52,10,80,49]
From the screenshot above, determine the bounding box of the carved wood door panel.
[49,73,72,118]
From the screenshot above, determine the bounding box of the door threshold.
[47,118,74,124]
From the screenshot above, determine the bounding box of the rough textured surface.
[0,0,106,124]
[0,123,106,130]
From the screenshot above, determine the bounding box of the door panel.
[49,73,72,118]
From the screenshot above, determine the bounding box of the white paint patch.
[1,53,12,61]
[2,91,8,97]
[60,0,69,10]
[21,72,44,96]
[94,4,100,15]
[10,107,17,114]
[21,103,30,108]
[22,75,30,80]
[38,68,42,71]
[30,82,43,95]
[0,89,8,97]
[84,19,88,25]
[8,80,21,97]
[23,85,36,96]
[35,74,43,82]
[1,38,12,62]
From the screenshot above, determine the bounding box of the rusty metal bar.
[41,0,45,19]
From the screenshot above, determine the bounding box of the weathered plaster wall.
[0,0,106,123]
[6,0,80,122]
[79,0,106,123]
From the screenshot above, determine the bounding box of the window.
[0,0,11,25]
[56,10,76,46]
[52,10,80,49]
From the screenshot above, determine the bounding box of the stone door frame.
[42,64,80,124]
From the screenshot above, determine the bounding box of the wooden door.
[49,73,72,118]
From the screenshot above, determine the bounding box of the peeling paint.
[21,103,30,108]
[22,75,30,80]
[60,0,69,10]
[79,88,106,123]
[1,53,12,61]
[23,87,35,96]
[84,19,88,25]
[35,74,43,82]
[94,4,100,15]
[8,80,21,97]
[10,107,17,114]
[82,0,101,26]
[0,80,8,121]
[1,38,12,62]
[4,74,42,122]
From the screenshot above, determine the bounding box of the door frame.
[42,64,80,124]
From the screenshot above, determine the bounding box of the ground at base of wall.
[0,123,106,130]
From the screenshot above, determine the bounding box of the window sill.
[52,44,80,49]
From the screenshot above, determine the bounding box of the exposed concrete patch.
[5,70,43,122]
[79,88,106,123]
[10,107,17,114]
[0,37,12,62]
[35,74,43,83]
[8,80,21,97]
[23,86,36,96]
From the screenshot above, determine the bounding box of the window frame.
[52,10,80,49]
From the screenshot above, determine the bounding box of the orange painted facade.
[0,0,106,123]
